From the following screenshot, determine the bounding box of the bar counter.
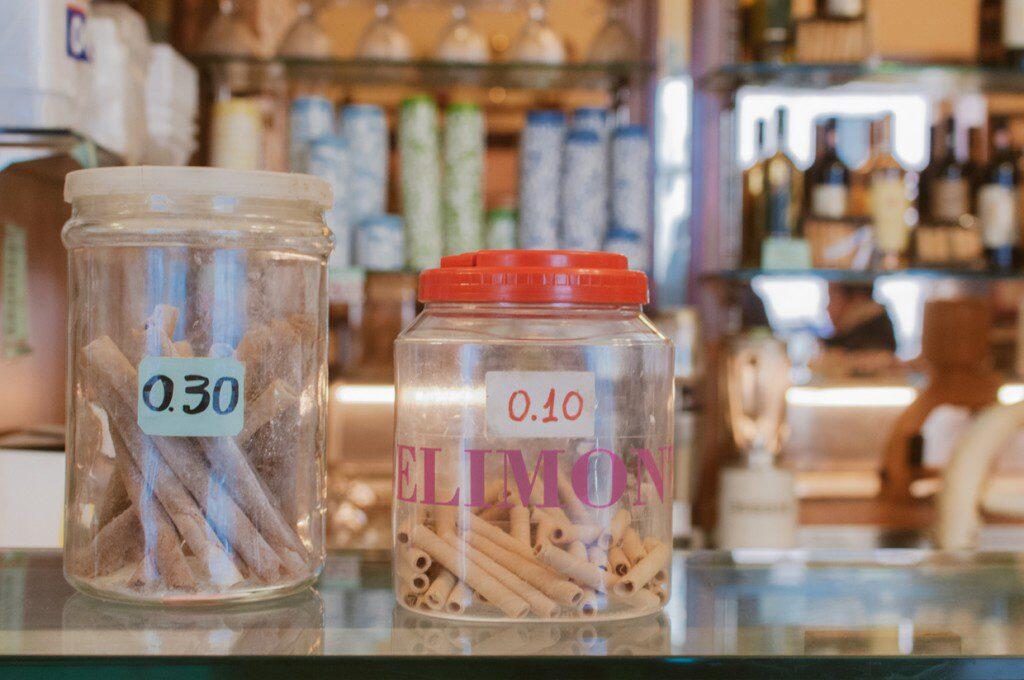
[3,550,1024,677]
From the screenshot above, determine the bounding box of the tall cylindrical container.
[400,96,444,270]
[307,135,352,300]
[442,103,486,255]
[290,96,335,172]
[340,104,389,225]
[62,167,333,604]
[519,110,565,249]
[608,125,652,271]
[561,129,608,251]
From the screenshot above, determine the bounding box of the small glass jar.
[62,167,333,604]
[393,251,674,621]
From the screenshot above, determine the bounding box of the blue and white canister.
[611,124,652,248]
[561,128,608,251]
[519,110,566,249]
[604,224,649,272]
[307,135,352,290]
[290,96,336,172]
[356,214,406,271]
[340,104,389,225]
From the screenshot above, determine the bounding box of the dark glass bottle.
[815,0,865,20]
[1004,0,1024,69]
[742,119,770,267]
[978,120,1022,270]
[753,0,793,62]
[764,108,803,237]
[964,126,989,213]
[806,117,850,219]
[980,0,1006,65]
[927,118,970,225]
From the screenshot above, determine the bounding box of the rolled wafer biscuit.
[465,531,583,607]
[568,541,587,561]
[610,585,661,610]
[557,470,593,525]
[398,582,419,608]
[396,520,413,545]
[588,546,608,571]
[510,505,531,547]
[535,543,617,593]
[609,509,631,545]
[578,587,599,617]
[424,569,457,610]
[609,546,630,576]
[396,559,430,593]
[621,527,645,564]
[440,532,560,618]
[458,513,535,562]
[446,580,473,614]
[402,547,432,573]
[553,523,603,546]
[643,536,663,553]
[614,543,671,596]
[479,504,508,522]
[652,582,669,605]
[434,507,456,537]
[411,525,530,618]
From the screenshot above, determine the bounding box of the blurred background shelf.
[191,55,655,94]
[703,268,1024,285]
[701,61,1024,94]
[0,128,122,179]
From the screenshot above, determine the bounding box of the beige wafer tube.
[424,569,457,610]
[614,543,671,596]
[440,533,560,618]
[445,580,473,614]
[465,531,583,607]
[652,582,669,605]
[568,541,588,561]
[610,585,661,610]
[552,523,604,546]
[396,560,430,593]
[535,543,617,593]
[579,587,599,617]
[396,519,413,545]
[411,525,530,618]
[479,504,508,522]
[435,507,456,537]
[458,513,536,562]
[402,547,432,573]
[643,536,663,553]
[398,582,418,608]
[557,470,592,524]
[510,505,531,547]
[609,546,630,576]
[609,509,631,545]
[621,527,645,564]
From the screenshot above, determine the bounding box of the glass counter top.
[5,550,1024,676]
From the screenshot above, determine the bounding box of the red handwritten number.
[563,391,584,421]
[508,390,530,422]
[541,389,559,423]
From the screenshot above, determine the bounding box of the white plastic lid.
[64,167,334,209]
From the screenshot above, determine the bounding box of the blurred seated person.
[814,283,899,378]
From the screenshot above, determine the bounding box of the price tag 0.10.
[485,371,596,439]
[136,356,246,437]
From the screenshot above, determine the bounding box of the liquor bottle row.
[742,108,1024,271]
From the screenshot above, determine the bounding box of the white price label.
[485,371,596,439]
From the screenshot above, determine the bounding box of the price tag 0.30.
[136,357,246,437]
[485,371,596,439]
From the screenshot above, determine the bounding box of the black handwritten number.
[182,375,211,415]
[142,374,174,412]
[212,376,240,415]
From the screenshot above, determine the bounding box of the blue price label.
[136,357,245,437]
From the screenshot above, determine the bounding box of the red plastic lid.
[418,250,649,304]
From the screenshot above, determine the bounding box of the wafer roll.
[458,512,536,562]
[510,505,531,547]
[465,531,583,607]
[588,546,608,571]
[396,559,430,593]
[535,542,617,592]
[424,569,457,610]
[435,507,456,537]
[402,547,432,573]
[578,587,600,617]
[557,470,592,524]
[446,580,473,614]
[621,527,645,564]
[553,523,603,546]
[614,543,671,596]
[609,509,631,545]
[411,525,530,618]
[441,532,560,618]
[568,541,588,561]
[610,585,660,610]
[609,546,630,576]
[398,582,419,608]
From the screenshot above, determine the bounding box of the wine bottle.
[980,0,1006,65]
[1004,0,1024,68]
[764,108,804,237]
[867,114,910,268]
[742,119,769,267]
[964,126,989,213]
[978,119,1022,270]
[806,117,850,219]
[815,0,865,20]
[928,118,970,225]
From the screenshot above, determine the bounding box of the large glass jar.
[62,167,333,604]
[393,251,674,621]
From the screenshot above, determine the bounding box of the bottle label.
[137,357,246,437]
[485,371,596,439]
[930,178,970,224]
[826,0,863,18]
[1005,0,1024,48]
[870,177,910,253]
[979,184,1021,247]
[811,184,849,219]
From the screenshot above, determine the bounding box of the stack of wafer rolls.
[395,489,670,618]
[68,303,321,597]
